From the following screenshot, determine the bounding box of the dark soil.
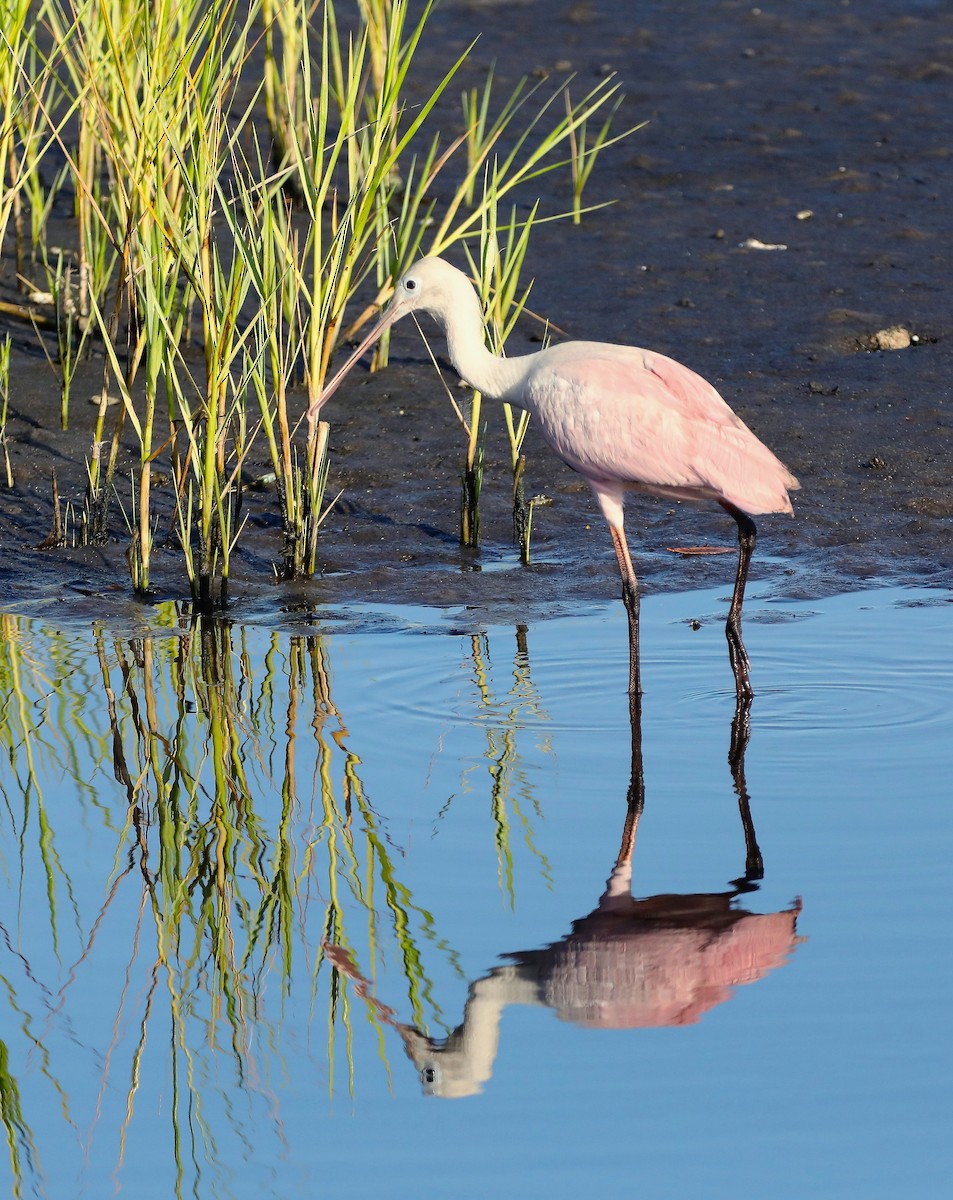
[1,0,951,629]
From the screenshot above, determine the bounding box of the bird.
[310,256,799,697]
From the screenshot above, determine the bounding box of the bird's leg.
[610,524,642,696]
[728,690,764,885]
[720,502,757,700]
[603,684,645,905]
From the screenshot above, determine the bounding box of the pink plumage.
[313,256,799,696]
[519,341,798,524]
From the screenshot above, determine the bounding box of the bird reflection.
[326,676,801,1100]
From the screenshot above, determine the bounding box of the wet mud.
[1,0,950,627]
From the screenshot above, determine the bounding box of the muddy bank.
[0,0,950,628]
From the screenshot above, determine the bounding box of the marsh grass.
[1,0,637,604]
[32,249,94,429]
[0,0,57,281]
[0,332,12,485]
[465,177,540,558]
[564,84,644,225]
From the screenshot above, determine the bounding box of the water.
[0,584,949,1199]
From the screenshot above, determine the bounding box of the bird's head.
[385,256,470,324]
[307,256,471,418]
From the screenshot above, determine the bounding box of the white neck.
[430,292,541,405]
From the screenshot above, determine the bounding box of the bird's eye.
[404,278,417,291]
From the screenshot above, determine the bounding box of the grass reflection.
[0,1038,38,1200]
[464,626,553,903]
[0,610,469,1196]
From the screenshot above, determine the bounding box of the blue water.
[0,584,949,1199]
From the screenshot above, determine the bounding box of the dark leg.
[621,685,645,860]
[719,502,757,700]
[728,691,764,885]
[610,524,641,696]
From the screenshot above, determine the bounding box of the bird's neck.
[436,300,539,405]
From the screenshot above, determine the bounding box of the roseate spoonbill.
[311,256,799,696]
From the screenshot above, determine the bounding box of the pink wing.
[525,344,798,516]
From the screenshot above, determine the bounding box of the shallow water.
[0,584,949,1199]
